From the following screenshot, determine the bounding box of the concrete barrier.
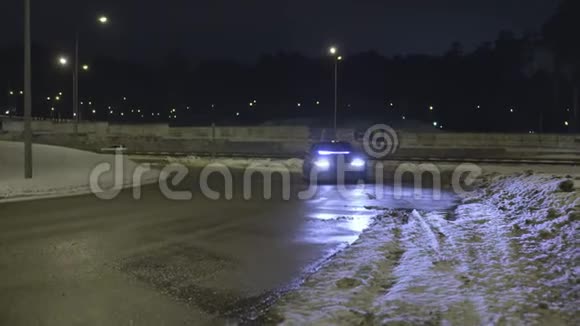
[1,117,578,159]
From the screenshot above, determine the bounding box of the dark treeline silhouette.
[0,0,578,133]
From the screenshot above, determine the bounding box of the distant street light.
[98,16,108,24]
[58,56,68,65]
[329,46,341,138]
[82,64,89,71]
[564,121,569,126]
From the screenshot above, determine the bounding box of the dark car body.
[302,141,367,182]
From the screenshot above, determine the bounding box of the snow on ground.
[0,141,159,201]
[165,155,304,173]
[267,167,580,325]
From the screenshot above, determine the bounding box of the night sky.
[0,0,560,63]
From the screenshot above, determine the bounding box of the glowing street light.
[328,45,342,138]
[58,56,68,65]
[564,121,569,126]
[433,121,438,127]
[429,105,434,111]
[98,16,108,24]
[82,64,89,71]
[9,90,14,95]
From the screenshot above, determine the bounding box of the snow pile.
[265,169,579,325]
[467,172,580,308]
[0,141,159,201]
[166,156,303,173]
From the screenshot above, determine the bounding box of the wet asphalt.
[0,171,456,325]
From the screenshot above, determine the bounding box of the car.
[302,141,367,182]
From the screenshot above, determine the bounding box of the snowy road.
[0,171,457,325]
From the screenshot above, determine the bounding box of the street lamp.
[69,15,109,133]
[329,46,341,139]
[24,0,32,178]
[58,56,68,65]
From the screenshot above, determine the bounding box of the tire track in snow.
[374,210,484,325]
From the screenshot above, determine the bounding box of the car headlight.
[314,158,330,169]
[350,158,365,167]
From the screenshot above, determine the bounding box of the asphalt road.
[0,172,456,325]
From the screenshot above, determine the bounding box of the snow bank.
[0,141,158,202]
[266,167,579,325]
[166,156,303,173]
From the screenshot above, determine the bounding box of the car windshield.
[312,142,353,154]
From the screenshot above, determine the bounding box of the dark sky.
[0,0,560,63]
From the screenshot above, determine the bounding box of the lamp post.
[24,0,32,178]
[68,15,108,134]
[329,46,342,139]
